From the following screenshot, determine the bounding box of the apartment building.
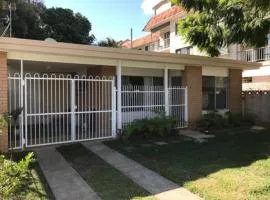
[122,0,270,90]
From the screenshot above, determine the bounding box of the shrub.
[121,112,177,142]
[0,114,8,129]
[197,112,229,130]
[197,111,255,131]
[0,153,35,199]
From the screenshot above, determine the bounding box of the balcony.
[149,38,170,52]
[237,46,270,62]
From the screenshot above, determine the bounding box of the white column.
[71,80,76,141]
[164,67,169,116]
[117,61,122,130]
[184,86,188,127]
[20,60,25,148]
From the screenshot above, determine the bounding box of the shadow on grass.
[58,143,156,200]
[105,130,270,187]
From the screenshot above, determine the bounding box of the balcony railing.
[164,38,170,49]
[149,42,161,51]
[237,46,270,62]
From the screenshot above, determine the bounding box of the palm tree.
[98,37,120,48]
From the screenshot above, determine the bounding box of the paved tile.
[154,141,168,146]
[179,130,215,139]
[35,147,101,200]
[141,143,153,147]
[83,142,202,200]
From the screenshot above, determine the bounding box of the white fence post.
[117,61,122,130]
[71,79,76,141]
[20,60,25,148]
[184,86,188,127]
[112,85,117,137]
[164,67,169,116]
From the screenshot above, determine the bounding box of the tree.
[98,37,121,47]
[42,7,95,44]
[172,0,270,57]
[11,0,45,39]
[0,1,95,44]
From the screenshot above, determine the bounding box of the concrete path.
[35,147,101,200]
[83,142,202,200]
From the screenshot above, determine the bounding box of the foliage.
[0,152,35,199]
[121,112,177,142]
[171,0,270,57]
[98,37,121,47]
[0,114,8,129]
[42,7,95,44]
[197,111,255,130]
[0,0,95,44]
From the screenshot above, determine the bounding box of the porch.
[0,37,260,151]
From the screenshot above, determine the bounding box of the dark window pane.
[171,76,182,86]
[202,76,215,110]
[216,88,227,109]
[153,77,164,86]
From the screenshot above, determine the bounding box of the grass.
[1,151,54,200]
[105,130,270,200]
[58,143,156,200]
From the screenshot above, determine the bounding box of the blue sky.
[44,0,155,42]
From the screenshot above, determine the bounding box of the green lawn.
[1,152,54,200]
[105,130,270,200]
[58,143,156,200]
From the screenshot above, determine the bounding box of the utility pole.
[1,1,15,37]
[130,28,133,49]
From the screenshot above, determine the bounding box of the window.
[175,23,178,35]
[202,76,228,110]
[176,47,192,55]
[242,77,252,83]
[153,77,164,86]
[164,32,170,39]
[170,76,182,87]
[164,32,170,48]
[145,46,149,51]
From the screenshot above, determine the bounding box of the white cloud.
[141,0,162,15]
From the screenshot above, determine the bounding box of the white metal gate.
[8,73,116,149]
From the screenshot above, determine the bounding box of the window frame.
[202,76,228,110]
[175,46,192,55]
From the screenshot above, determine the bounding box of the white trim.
[117,61,122,130]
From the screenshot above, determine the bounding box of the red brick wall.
[0,52,8,152]
[183,66,202,126]
[229,69,242,114]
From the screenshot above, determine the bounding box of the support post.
[164,67,169,116]
[117,61,122,130]
[71,80,76,141]
[184,86,188,127]
[20,60,25,148]
[112,79,117,137]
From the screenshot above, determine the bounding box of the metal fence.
[243,91,270,123]
[121,85,187,128]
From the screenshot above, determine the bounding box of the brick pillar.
[228,69,242,114]
[0,52,8,152]
[182,66,202,127]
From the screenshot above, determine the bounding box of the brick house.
[0,37,260,152]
